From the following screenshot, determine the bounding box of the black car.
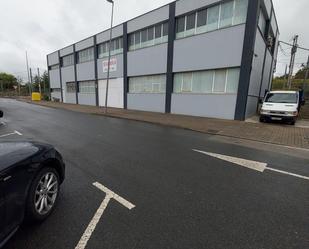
[0,141,65,248]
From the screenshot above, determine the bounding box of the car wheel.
[259,117,265,123]
[26,167,60,222]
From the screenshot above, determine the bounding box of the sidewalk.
[18,99,309,149]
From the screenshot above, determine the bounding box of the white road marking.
[0,130,23,138]
[0,133,15,138]
[14,130,23,136]
[93,182,135,209]
[193,149,267,172]
[75,182,135,249]
[266,167,309,181]
[193,149,309,181]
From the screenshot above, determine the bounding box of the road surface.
[0,98,308,249]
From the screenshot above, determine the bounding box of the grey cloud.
[0,0,307,81]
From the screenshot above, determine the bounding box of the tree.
[294,65,307,79]
[41,71,49,94]
[0,72,18,91]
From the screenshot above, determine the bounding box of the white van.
[260,91,300,125]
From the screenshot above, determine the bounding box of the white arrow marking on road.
[193,149,309,181]
[265,167,309,180]
[0,130,23,138]
[75,182,135,249]
[193,149,267,172]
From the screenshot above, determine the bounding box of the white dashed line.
[74,182,135,249]
[193,149,309,181]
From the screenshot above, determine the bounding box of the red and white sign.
[103,58,117,73]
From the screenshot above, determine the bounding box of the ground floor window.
[66,82,76,93]
[78,81,96,94]
[51,88,61,93]
[173,68,240,94]
[129,75,166,93]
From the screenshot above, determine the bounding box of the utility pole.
[303,55,309,99]
[30,68,33,96]
[37,68,41,96]
[104,0,114,114]
[287,35,298,89]
[26,51,32,95]
[284,64,288,89]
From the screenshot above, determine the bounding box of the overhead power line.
[279,40,309,52]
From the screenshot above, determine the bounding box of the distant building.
[47,0,279,120]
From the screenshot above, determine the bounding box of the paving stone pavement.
[17,99,309,149]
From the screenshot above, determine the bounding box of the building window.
[234,0,248,25]
[173,68,240,94]
[196,9,207,34]
[77,47,94,63]
[78,81,96,94]
[61,54,74,67]
[66,82,76,93]
[51,88,61,93]
[219,1,234,28]
[258,8,267,36]
[129,74,166,93]
[207,5,220,32]
[175,0,248,39]
[128,22,168,51]
[49,64,59,70]
[98,37,123,59]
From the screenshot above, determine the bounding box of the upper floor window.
[61,54,74,67]
[258,8,267,36]
[98,37,123,59]
[128,22,168,51]
[176,0,248,39]
[77,47,94,64]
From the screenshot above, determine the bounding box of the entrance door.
[98,78,124,108]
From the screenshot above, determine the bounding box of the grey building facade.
[47,0,279,120]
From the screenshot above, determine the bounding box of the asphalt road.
[0,98,308,249]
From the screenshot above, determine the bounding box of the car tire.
[25,167,60,223]
[259,117,265,123]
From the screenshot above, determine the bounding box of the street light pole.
[104,0,114,114]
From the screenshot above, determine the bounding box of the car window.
[264,93,298,104]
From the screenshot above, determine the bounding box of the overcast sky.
[0,0,308,81]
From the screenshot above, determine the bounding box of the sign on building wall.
[103,58,117,73]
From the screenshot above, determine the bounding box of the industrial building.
[47,0,279,120]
